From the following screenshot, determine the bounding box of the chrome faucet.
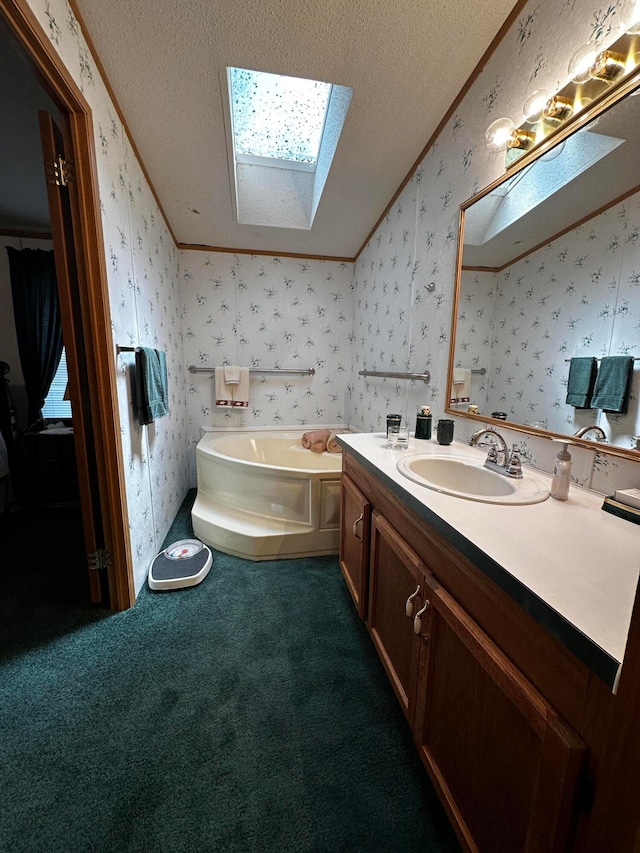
[469,427,523,479]
[573,425,606,440]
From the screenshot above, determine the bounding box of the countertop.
[338,432,640,688]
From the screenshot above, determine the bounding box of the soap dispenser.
[550,439,572,501]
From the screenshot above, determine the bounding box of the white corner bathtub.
[192,429,345,560]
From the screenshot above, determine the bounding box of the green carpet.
[0,492,460,852]
[0,505,109,660]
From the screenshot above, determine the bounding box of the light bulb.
[522,88,553,123]
[568,43,599,84]
[485,117,515,153]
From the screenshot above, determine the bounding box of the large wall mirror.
[449,66,640,461]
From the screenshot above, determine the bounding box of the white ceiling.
[72,0,519,258]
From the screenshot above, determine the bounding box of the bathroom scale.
[148,538,212,591]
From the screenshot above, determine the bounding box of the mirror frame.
[448,57,640,463]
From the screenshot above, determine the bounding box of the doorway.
[0,0,134,612]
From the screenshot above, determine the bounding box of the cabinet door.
[339,474,371,618]
[414,573,586,853]
[368,511,431,725]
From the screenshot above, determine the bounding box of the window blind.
[42,348,72,419]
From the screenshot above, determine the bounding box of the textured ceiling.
[73,0,519,258]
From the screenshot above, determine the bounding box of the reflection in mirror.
[451,74,640,457]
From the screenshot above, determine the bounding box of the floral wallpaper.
[180,250,353,483]
[457,192,640,449]
[350,0,640,495]
[23,0,640,605]
[27,0,189,594]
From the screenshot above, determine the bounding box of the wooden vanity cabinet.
[341,452,591,852]
[368,510,430,723]
[414,572,585,852]
[339,474,371,618]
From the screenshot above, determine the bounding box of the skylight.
[229,68,332,170]
[225,66,352,230]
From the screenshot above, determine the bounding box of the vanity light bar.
[487,30,640,164]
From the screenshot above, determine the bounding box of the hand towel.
[302,429,330,452]
[326,431,342,453]
[565,357,598,408]
[215,366,250,408]
[450,368,471,405]
[591,356,635,413]
[134,347,168,425]
[224,365,240,385]
[215,367,232,408]
[233,367,250,408]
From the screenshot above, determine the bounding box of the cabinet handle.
[352,513,364,539]
[413,600,430,635]
[405,585,421,617]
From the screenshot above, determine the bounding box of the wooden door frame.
[1,0,135,610]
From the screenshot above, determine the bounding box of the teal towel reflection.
[565,357,597,408]
[591,355,634,413]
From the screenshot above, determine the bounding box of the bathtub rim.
[197,425,351,475]
[199,423,350,436]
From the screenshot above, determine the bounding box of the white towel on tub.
[215,366,249,408]
[233,368,250,407]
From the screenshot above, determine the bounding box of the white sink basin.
[396,454,550,505]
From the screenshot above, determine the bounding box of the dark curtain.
[6,248,63,428]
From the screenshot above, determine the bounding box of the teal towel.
[591,355,634,413]
[134,347,169,425]
[565,357,597,408]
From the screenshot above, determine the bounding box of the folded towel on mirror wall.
[566,357,598,408]
[591,356,635,413]
[326,431,342,453]
[450,368,471,405]
[215,366,250,408]
[134,347,169,425]
[302,429,330,452]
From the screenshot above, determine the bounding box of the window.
[42,347,72,419]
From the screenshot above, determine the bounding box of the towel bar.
[358,369,430,383]
[188,366,315,377]
[564,357,639,363]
